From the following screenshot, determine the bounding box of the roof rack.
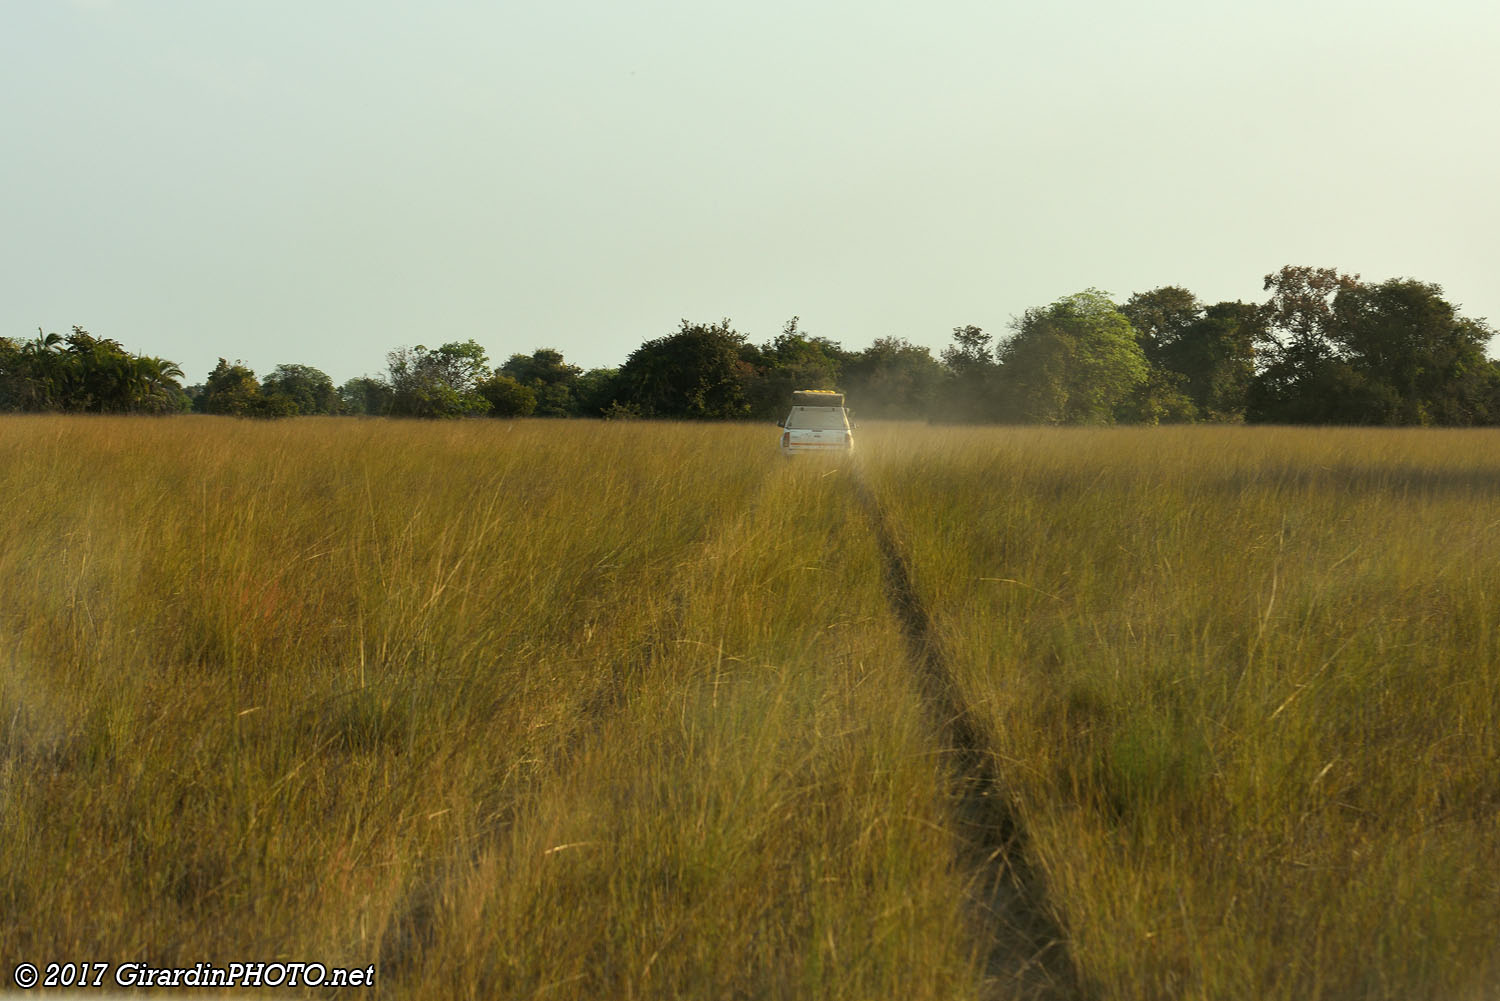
[791,389,844,407]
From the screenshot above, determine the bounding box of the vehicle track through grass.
[851,462,1085,1001]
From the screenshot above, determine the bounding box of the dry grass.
[859,423,1500,1001]
[2,416,1497,999]
[0,417,982,998]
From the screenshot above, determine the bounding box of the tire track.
[851,465,1085,1001]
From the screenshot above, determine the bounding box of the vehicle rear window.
[785,407,849,430]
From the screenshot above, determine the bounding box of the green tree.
[940,324,993,375]
[387,340,492,418]
[261,363,340,415]
[499,348,581,416]
[939,324,998,420]
[1247,265,1362,423]
[129,355,190,413]
[477,372,537,417]
[1117,366,1197,425]
[841,337,946,419]
[997,291,1149,424]
[0,337,21,410]
[1122,289,1261,421]
[67,329,120,411]
[573,367,623,416]
[1167,301,1261,420]
[1242,266,1497,425]
[742,317,843,420]
[339,376,394,416]
[1,328,183,413]
[1121,286,1203,366]
[27,331,69,410]
[1260,265,1361,349]
[1327,278,1496,425]
[56,328,156,413]
[197,359,262,416]
[1,331,67,410]
[617,319,750,419]
[0,334,65,411]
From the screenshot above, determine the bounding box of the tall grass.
[860,424,1500,1000]
[0,417,985,998]
[408,449,988,999]
[4,416,1496,999]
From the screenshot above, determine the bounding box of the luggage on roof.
[791,390,844,408]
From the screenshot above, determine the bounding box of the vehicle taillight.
[844,431,852,444]
[781,431,790,448]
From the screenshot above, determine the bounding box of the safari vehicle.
[778,390,853,454]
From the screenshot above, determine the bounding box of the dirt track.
[852,465,1086,1001]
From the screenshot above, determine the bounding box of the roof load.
[791,389,844,408]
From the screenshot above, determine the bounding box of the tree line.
[4,266,1497,425]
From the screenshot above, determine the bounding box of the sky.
[4,0,1498,385]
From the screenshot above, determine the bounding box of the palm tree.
[17,330,66,410]
[130,356,186,412]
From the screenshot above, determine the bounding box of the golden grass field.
[1,416,1496,999]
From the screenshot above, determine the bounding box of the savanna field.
[1,416,1497,1000]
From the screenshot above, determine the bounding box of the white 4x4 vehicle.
[779,390,853,454]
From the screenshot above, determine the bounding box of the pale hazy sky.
[4,0,1497,385]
